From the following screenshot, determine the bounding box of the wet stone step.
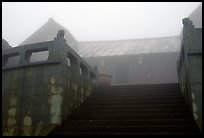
[71,108,190,115]
[80,103,187,109]
[86,99,185,103]
[95,89,180,93]
[95,87,179,93]
[67,119,197,126]
[94,91,180,95]
[95,84,179,90]
[95,90,180,94]
[75,106,189,111]
[56,126,200,133]
[83,99,185,105]
[70,111,191,118]
[51,132,201,136]
[72,108,190,115]
[88,97,184,102]
[70,113,192,120]
[91,94,182,99]
[92,95,182,99]
[49,83,201,136]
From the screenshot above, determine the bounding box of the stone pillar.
[178,18,202,132]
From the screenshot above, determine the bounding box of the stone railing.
[2,30,98,136]
[177,18,202,132]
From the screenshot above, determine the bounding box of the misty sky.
[2,2,201,47]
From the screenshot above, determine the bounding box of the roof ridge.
[79,35,179,43]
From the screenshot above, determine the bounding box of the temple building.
[2,3,202,136]
[2,3,201,85]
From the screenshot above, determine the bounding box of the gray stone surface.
[177,18,202,132]
[2,31,97,136]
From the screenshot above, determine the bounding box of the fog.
[2,2,201,47]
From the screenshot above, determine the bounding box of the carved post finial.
[57,30,65,38]
[182,18,193,26]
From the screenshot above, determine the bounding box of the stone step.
[72,108,190,115]
[66,119,197,127]
[83,98,185,105]
[96,83,179,90]
[49,83,201,136]
[55,126,200,133]
[95,88,180,93]
[90,95,184,100]
[80,103,187,110]
[51,132,201,136]
[70,113,192,120]
[92,92,181,98]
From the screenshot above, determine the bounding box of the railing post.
[177,18,202,132]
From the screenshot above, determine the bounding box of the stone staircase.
[49,83,201,136]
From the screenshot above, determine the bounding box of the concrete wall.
[84,52,179,85]
[2,36,97,136]
[177,18,202,132]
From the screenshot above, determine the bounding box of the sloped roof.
[78,36,181,57]
[20,18,78,51]
[2,38,12,51]
[18,18,181,58]
[189,3,202,28]
[17,18,186,58]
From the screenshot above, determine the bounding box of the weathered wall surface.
[2,34,97,136]
[177,18,202,132]
[84,52,179,85]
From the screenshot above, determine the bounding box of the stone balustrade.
[2,30,98,136]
